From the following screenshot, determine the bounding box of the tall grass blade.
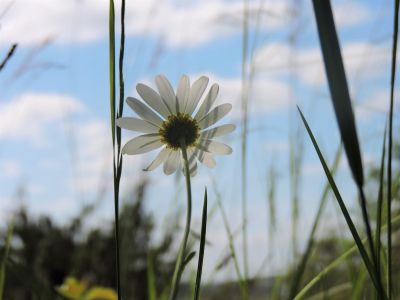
[288,146,342,299]
[0,224,13,300]
[297,107,385,298]
[387,1,399,297]
[311,0,364,186]
[108,0,122,298]
[194,189,208,300]
[311,0,380,287]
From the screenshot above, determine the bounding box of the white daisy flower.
[116,74,235,176]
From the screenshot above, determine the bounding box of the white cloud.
[0,93,83,144]
[0,0,285,47]
[254,41,392,87]
[0,160,22,179]
[355,89,400,121]
[0,0,371,48]
[213,75,293,117]
[333,1,371,28]
[68,119,145,195]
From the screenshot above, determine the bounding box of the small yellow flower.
[57,277,87,300]
[84,287,118,300]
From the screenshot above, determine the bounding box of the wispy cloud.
[254,41,392,87]
[0,92,83,144]
[0,0,371,48]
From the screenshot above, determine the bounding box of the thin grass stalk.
[0,44,17,72]
[267,165,276,246]
[387,1,399,297]
[307,283,352,300]
[108,0,121,298]
[351,269,367,300]
[297,107,385,298]
[375,126,387,280]
[294,214,400,300]
[211,179,248,300]
[240,0,250,282]
[194,189,208,300]
[289,134,299,258]
[169,140,193,300]
[288,146,342,299]
[147,252,157,300]
[359,187,378,275]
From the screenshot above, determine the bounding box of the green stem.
[387,1,399,297]
[169,140,192,300]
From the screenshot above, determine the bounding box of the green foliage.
[0,181,175,299]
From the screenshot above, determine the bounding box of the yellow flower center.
[159,113,200,150]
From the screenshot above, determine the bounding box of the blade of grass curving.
[288,145,342,299]
[375,126,387,279]
[295,214,400,300]
[194,189,208,300]
[311,0,363,187]
[311,1,380,278]
[297,107,385,298]
[0,224,13,300]
[387,1,399,297]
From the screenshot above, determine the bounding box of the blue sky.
[0,0,399,279]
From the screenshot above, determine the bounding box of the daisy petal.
[143,148,171,171]
[194,83,219,121]
[197,140,232,155]
[196,151,216,168]
[201,124,236,139]
[176,75,190,113]
[185,76,209,115]
[122,134,163,155]
[155,75,176,114]
[163,151,180,175]
[116,117,159,133]
[126,97,163,127]
[198,103,232,129]
[136,83,171,118]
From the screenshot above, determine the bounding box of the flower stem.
[169,140,192,300]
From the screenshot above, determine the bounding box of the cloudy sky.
[0,0,398,280]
